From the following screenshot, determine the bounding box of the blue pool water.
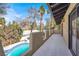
[7,43,29,56]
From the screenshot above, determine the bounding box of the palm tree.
[47,10,52,35]
[39,5,45,32]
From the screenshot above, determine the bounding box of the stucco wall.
[63,4,76,47]
[25,31,51,56]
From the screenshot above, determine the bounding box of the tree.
[0,4,8,26]
[33,20,37,30]
[11,21,18,30]
[0,17,5,26]
[28,7,40,32]
[46,10,51,35]
[39,5,45,32]
[11,21,23,40]
[0,3,8,15]
[8,22,11,27]
[45,19,50,30]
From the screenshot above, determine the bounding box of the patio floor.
[33,34,72,56]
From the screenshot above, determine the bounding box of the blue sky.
[3,3,51,25]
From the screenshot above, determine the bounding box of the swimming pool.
[7,43,29,56]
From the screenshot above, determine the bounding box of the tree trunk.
[40,16,43,32]
[0,40,5,56]
[31,23,33,33]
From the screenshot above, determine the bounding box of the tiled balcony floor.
[33,34,72,56]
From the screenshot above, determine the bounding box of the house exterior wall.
[62,3,76,47]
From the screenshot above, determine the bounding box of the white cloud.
[3,8,22,25]
[8,8,22,18]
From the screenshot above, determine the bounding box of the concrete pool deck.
[33,34,72,56]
